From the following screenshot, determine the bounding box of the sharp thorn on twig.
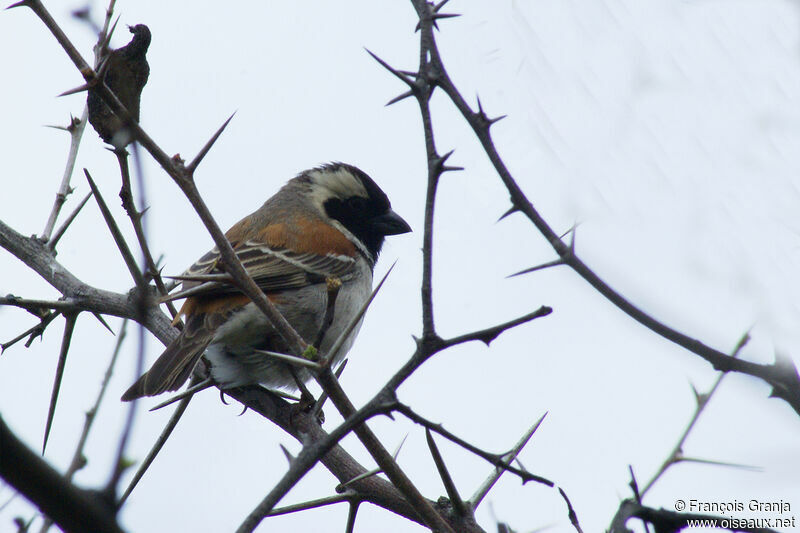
[48,191,93,250]
[434,0,451,12]
[252,349,322,370]
[470,411,547,508]
[58,83,92,97]
[507,258,566,278]
[679,456,762,472]
[497,205,519,222]
[364,48,415,88]
[119,383,195,505]
[336,435,407,492]
[92,312,114,334]
[425,429,467,516]
[99,15,121,57]
[416,11,461,32]
[279,444,294,465]
[385,90,415,107]
[434,149,464,174]
[5,0,32,10]
[149,379,214,412]
[43,314,78,454]
[187,112,237,173]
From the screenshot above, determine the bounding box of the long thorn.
[148,379,214,412]
[42,314,78,454]
[91,312,115,334]
[425,429,467,516]
[253,349,322,370]
[48,191,93,250]
[507,258,565,278]
[119,381,195,505]
[470,412,548,508]
[187,113,236,173]
[364,48,415,87]
[85,169,144,286]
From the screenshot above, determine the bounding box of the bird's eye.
[348,197,368,211]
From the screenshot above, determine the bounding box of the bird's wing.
[163,240,357,303]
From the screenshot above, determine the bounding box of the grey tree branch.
[0,416,123,533]
[40,112,87,243]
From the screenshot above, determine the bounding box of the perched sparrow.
[87,24,151,147]
[122,163,411,401]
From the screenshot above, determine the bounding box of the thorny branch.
[3,2,789,533]
[399,0,800,415]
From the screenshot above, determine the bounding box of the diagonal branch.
[640,332,751,496]
[396,403,554,488]
[0,416,123,533]
[406,0,800,416]
[40,112,87,242]
[38,319,128,533]
[440,306,552,349]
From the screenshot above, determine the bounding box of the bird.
[122,163,411,401]
[87,24,151,148]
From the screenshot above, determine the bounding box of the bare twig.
[558,487,584,533]
[440,306,552,349]
[0,416,123,533]
[312,368,455,532]
[39,319,128,533]
[0,296,80,315]
[1,311,61,353]
[114,149,178,319]
[119,378,195,505]
[640,332,750,496]
[397,403,554,488]
[40,113,87,242]
[609,498,779,533]
[401,0,800,414]
[104,143,150,501]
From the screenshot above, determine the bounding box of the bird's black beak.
[372,209,412,236]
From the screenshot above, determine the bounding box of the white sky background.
[1,0,800,532]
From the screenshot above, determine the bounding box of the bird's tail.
[121,314,214,401]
